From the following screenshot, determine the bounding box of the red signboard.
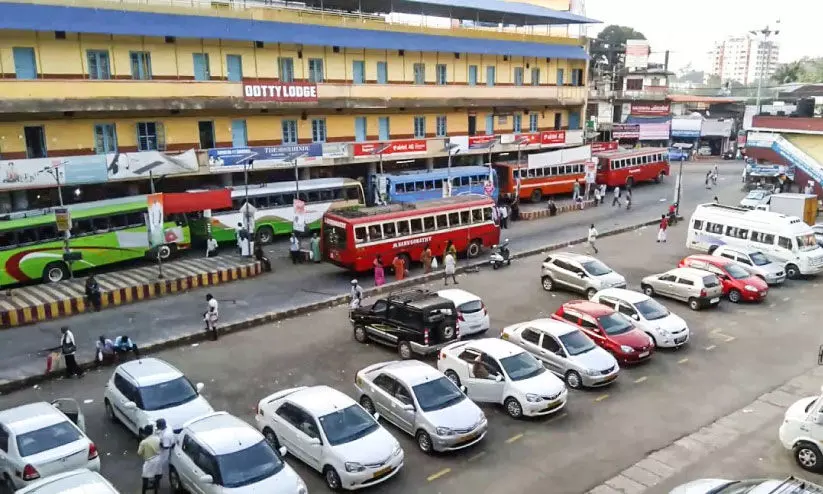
[243,82,319,102]
[591,141,619,153]
[468,135,499,148]
[514,133,541,145]
[540,130,566,145]
[352,140,427,157]
[630,103,670,116]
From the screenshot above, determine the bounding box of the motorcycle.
[490,239,512,270]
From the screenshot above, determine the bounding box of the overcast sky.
[584,0,823,71]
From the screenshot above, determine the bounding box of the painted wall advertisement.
[0,150,199,191]
[242,82,319,103]
[625,39,650,70]
[612,124,640,139]
[450,135,500,153]
[630,103,671,117]
[352,140,428,157]
[207,144,323,170]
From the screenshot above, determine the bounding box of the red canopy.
[163,190,231,214]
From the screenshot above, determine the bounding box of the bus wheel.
[257,226,275,244]
[157,244,174,260]
[466,240,482,258]
[42,262,69,283]
[655,172,664,183]
[530,189,543,203]
[626,177,635,188]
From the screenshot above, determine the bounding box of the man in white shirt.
[155,418,175,490]
[204,294,219,340]
[60,326,83,378]
[587,224,599,254]
[612,186,621,207]
[206,235,219,258]
[499,205,509,229]
[599,183,607,204]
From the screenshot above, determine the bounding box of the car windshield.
[725,263,751,279]
[797,233,819,251]
[558,330,596,356]
[412,377,465,412]
[581,260,612,276]
[16,421,81,457]
[597,313,633,336]
[216,440,284,488]
[635,299,670,320]
[139,377,198,411]
[709,479,771,494]
[319,405,379,446]
[749,251,770,266]
[457,300,483,314]
[745,190,766,200]
[499,352,546,381]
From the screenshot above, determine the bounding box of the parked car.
[436,338,567,419]
[739,188,772,209]
[15,469,118,494]
[103,357,213,437]
[640,267,723,311]
[254,385,404,491]
[169,411,308,494]
[541,252,627,299]
[501,318,619,389]
[779,384,823,473]
[437,288,490,337]
[0,401,100,491]
[711,245,785,285]
[698,145,712,156]
[591,288,690,349]
[670,476,823,494]
[679,254,768,303]
[552,301,654,364]
[354,360,487,454]
[350,289,459,359]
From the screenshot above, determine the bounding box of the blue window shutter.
[378,117,390,141]
[468,66,477,86]
[557,68,564,85]
[226,55,243,82]
[485,115,494,135]
[353,61,365,84]
[13,47,36,80]
[193,53,210,81]
[569,112,581,130]
[376,62,388,84]
[355,117,367,142]
[231,120,248,147]
[486,66,495,87]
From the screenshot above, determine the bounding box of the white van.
[686,203,823,278]
[779,385,823,473]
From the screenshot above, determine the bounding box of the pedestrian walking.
[137,424,161,494]
[593,187,601,206]
[572,180,581,202]
[310,233,321,263]
[599,184,607,204]
[392,255,406,281]
[421,244,433,274]
[705,170,712,189]
[625,181,632,199]
[234,223,244,254]
[657,214,668,243]
[625,194,632,210]
[85,274,102,312]
[349,279,364,311]
[444,240,457,265]
[444,252,458,285]
[205,234,219,258]
[499,205,509,229]
[587,224,598,254]
[60,326,83,378]
[612,186,622,207]
[155,419,174,490]
[373,256,386,286]
[289,233,300,264]
[254,242,271,272]
[203,294,218,340]
[491,204,500,226]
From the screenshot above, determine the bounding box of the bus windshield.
[797,233,818,251]
[324,225,348,249]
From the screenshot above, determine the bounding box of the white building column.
[0,192,12,213]
[425,157,435,170]
[218,173,233,187]
[299,167,311,180]
[127,183,141,196]
[11,190,28,211]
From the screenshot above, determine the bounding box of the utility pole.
[751,22,780,115]
[149,171,163,279]
[444,143,460,198]
[43,165,73,279]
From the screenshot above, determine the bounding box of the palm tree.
[772,61,804,84]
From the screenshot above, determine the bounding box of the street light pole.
[149,170,163,279]
[44,165,73,279]
[751,23,779,114]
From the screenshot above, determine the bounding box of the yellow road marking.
[724,336,736,342]
[427,468,452,482]
[634,376,647,383]
[505,433,524,444]
[705,345,717,351]
[595,394,609,402]
[467,451,486,462]
[678,358,689,364]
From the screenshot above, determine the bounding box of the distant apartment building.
[708,35,779,85]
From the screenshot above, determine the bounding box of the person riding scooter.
[490,239,511,269]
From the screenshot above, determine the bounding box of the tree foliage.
[772,58,823,84]
[590,25,647,74]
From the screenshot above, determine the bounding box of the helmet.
[351,279,358,285]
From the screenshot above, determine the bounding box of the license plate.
[457,431,479,444]
[542,400,562,412]
[471,324,481,329]
[710,297,720,303]
[760,292,767,298]
[675,336,687,344]
[639,351,650,358]
[373,466,392,479]
[601,374,617,383]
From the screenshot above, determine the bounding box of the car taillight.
[424,329,430,345]
[458,313,465,321]
[501,330,509,340]
[700,288,707,297]
[88,442,98,460]
[455,324,460,339]
[439,351,446,360]
[482,303,488,316]
[22,464,40,481]
[255,404,260,416]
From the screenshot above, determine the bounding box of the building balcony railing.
[0,80,588,113]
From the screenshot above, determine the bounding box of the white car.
[739,189,772,209]
[711,245,786,285]
[779,385,823,473]
[436,338,567,418]
[437,289,490,336]
[169,411,307,494]
[15,469,118,494]
[254,385,404,491]
[591,288,690,348]
[103,357,214,436]
[670,477,823,493]
[0,401,100,491]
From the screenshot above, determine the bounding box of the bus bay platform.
[0,255,262,328]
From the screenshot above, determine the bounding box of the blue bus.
[368,166,499,205]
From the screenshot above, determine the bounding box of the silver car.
[640,267,723,311]
[354,360,487,454]
[712,245,786,285]
[501,318,619,389]
[541,252,627,299]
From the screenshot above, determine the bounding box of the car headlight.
[296,477,308,494]
[392,443,402,457]
[345,462,366,473]
[584,368,599,376]
[744,285,758,292]
[435,426,456,436]
[620,345,634,354]
[525,393,543,403]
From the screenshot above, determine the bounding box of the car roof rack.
[767,476,823,494]
[386,288,435,305]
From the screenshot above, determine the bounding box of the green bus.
[191,177,365,244]
[0,196,190,286]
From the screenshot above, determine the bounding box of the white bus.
[686,203,823,279]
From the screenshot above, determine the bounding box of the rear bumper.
[410,340,456,356]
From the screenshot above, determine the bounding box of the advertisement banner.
[352,140,428,157]
[585,160,597,184]
[322,143,349,159]
[146,193,165,248]
[293,199,306,233]
[207,144,322,170]
[528,145,591,169]
[540,130,566,145]
[514,133,542,145]
[591,141,618,153]
[638,122,672,141]
[242,82,319,103]
[613,124,640,139]
[625,40,650,70]
[631,103,671,117]
[55,208,71,233]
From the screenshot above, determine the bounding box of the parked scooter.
[490,239,512,270]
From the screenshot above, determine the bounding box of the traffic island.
[518,199,597,220]
[0,256,262,329]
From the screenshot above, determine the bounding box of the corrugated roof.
[0,2,588,59]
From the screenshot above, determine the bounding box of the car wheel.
[786,264,800,279]
[169,466,184,493]
[262,427,280,450]
[360,396,376,415]
[416,430,434,454]
[467,240,482,258]
[795,442,823,473]
[324,466,342,491]
[655,172,664,183]
[104,399,118,424]
[398,341,413,360]
[688,298,701,311]
[728,289,742,303]
[565,370,583,389]
[504,397,524,419]
[493,262,500,270]
[642,284,655,297]
[444,370,461,387]
[353,325,368,344]
[2,474,14,494]
[541,276,555,291]
[586,288,597,300]
[647,333,658,348]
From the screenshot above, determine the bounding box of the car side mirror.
[279,446,288,457]
[578,272,587,278]
[199,475,214,484]
[402,404,415,412]
[124,401,137,410]
[373,412,380,421]
[308,437,321,446]
[631,314,640,321]
[196,382,205,393]
[460,385,467,394]
[494,374,503,383]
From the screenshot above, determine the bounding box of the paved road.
[0,162,741,385]
[4,203,823,494]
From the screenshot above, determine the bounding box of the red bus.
[322,195,500,272]
[595,147,670,188]
[493,160,587,203]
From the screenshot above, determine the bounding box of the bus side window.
[410,218,423,234]
[472,209,483,222]
[736,228,749,240]
[461,177,470,187]
[483,207,493,221]
[383,222,396,238]
[355,227,367,244]
[395,183,405,194]
[423,216,435,232]
[232,199,244,211]
[257,195,271,208]
[534,168,543,177]
[347,187,361,201]
[37,225,58,243]
[436,214,448,230]
[319,189,334,201]
[73,219,94,236]
[282,193,294,205]
[448,212,460,226]
[460,210,470,224]
[725,226,738,238]
[0,232,14,250]
[307,191,320,203]
[693,220,703,230]
[369,225,383,241]
[431,180,441,190]
[452,177,460,187]
[111,214,128,230]
[778,236,793,250]
[92,216,110,233]
[127,212,144,227]
[18,228,37,245]
[396,220,410,236]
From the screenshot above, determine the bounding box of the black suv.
[351,289,460,359]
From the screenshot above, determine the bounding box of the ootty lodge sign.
[243,82,319,103]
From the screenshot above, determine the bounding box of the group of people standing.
[137,418,175,494]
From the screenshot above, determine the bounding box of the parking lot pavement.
[4,202,823,494]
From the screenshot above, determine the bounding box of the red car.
[552,300,654,364]
[678,255,768,303]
